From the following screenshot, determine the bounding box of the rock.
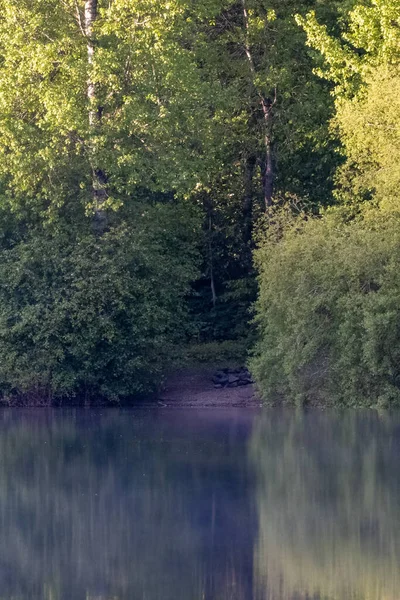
[212,371,228,385]
[238,375,251,384]
[211,366,254,388]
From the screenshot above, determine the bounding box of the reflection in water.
[0,409,255,600]
[1,409,400,599]
[252,410,400,600]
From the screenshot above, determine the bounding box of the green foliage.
[182,339,251,366]
[190,276,257,342]
[298,0,400,206]
[0,0,393,404]
[0,0,227,216]
[0,202,200,403]
[0,0,225,402]
[251,206,400,407]
[205,0,340,206]
[248,0,400,405]
[334,65,400,207]
[297,0,400,94]
[186,0,342,345]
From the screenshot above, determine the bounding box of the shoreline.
[0,366,261,409]
[156,366,261,409]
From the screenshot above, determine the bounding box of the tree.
[0,201,200,402]
[298,0,400,206]
[0,0,227,218]
[85,0,108,231]
[0,0,234,401]
[205,0,340,211]
[250,206,400,407]
[187,0,341,340]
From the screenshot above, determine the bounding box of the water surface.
[0,409,398,599]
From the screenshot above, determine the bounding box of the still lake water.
[0,408,399,600]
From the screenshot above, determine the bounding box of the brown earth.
[155,367,261,408]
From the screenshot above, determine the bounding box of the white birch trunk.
[242,0,275,210]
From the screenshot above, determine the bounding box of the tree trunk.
[243,154,256,243]
[208,214,217,309]
[261,101,274,210]
[242,0,275,212]
[85,0,97,125]
[264,140,273,209]
[85,0,107,233]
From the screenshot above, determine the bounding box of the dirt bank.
[156,367,261,408]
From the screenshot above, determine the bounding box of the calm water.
[0,409,399,599]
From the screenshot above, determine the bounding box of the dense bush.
[190,277,257,342]
[250,208,400,407]
[0,202,200,404]
[181,338,251,366]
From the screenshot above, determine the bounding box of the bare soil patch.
[156,367,261,408]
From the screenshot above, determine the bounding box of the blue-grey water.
[0,408,398,600]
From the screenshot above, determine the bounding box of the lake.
[0,408,398,599]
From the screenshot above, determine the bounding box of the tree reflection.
[2,407,395,600]
[0,409,254,600]
[251,410,400,600]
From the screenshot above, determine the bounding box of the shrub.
[0,202,200,404]
[250,207,400,407]
[189,276,257,342]
[182,338,251,366]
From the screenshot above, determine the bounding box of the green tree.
[298,0,400,205]
[251,206,400,407]
[250,1,400,406]
[0,0,227,218]
[0,0,229,400]
[188,0,341,340]
[206,0,340,210]
[0,202,200,402]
